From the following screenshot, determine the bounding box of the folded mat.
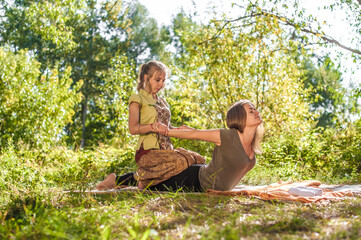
[288,186,323,197]
[207,180,354,204]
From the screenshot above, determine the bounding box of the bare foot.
[96,173,116,190]
[138,181,145,190]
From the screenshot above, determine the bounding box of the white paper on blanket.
[288,187,323,197]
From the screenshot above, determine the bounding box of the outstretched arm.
[167,128,221,146]
[169,125,194,130]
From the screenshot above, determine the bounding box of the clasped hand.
[151,122,169,136]
[151,123,194,136]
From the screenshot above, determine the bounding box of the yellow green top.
[129,89,161,150]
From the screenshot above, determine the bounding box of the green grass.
[1,145,360,239]
[1,192,360,239]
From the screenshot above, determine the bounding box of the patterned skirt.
[135,147,206,188]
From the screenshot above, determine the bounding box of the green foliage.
[246,0,361,62]
[0,48,82,148]
[67,54,137,147]
[125,1,173,65]
[169,6,313,139]
[258,124,361,183]
[0,144,360,239]
[0,144,135,198]
[0,0,172,147]
[0,1,360,237]
[302,55,348,127]
[0,0,79,63]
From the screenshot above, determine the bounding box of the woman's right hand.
[178,125,194,130]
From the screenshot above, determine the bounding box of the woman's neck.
[240,127,256,144]
[238,127,256,157]
[144,88,157,100]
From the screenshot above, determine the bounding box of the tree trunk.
[80,95,88,148]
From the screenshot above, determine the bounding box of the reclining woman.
[96,60,206,191]
[97,98,264,192]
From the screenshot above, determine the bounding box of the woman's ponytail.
[137,63,148,91]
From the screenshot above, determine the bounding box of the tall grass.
[1,125,360,239]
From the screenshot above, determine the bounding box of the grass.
[1,191,360,239]
[1,145,360,239]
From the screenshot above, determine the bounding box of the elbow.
[129,127,137,135]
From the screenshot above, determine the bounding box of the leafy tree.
[302,56,346,127]
[0,47,82,149]
[0,0,171,147]
[74,54,137,147]
[0,0,79,67]
[61,0,132,148]
[218,1,361,59]
[197,1,361,126]
[169,8,313,139]
[165,12,204,126]
[124,1,172,65]
[168,0,361,130]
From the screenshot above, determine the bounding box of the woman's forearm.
[138,124,153,135]
[129,123,153,135]
[167,129,221,145]
[168,129,197,140]
[169,125,194,130]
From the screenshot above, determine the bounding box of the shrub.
[0,47,82,149]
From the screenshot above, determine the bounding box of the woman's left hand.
[152,122,169,136]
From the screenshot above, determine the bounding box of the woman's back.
[198,128,256,191]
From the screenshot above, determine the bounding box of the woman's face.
[244,103,262,127]
[145,70,166,95]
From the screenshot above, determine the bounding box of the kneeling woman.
[97,100,264,192]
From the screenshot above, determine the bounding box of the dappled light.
[0,0,360,238]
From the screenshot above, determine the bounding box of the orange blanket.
[207,180,354,204]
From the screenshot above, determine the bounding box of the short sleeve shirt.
[129,89,173,150]
[198,128,256,191]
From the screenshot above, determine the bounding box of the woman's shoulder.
[129,92,140,98]
[219,128,239,145]
[129,93,142,104]
[220,128,238,136]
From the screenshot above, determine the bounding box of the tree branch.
[198,13,263,44]
[263,11,361,56]
[202,8,361,56]
[269,42,324,56]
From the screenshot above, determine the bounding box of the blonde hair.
[137,60,169,92]
[226,100,264,154]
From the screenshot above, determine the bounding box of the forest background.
[1,0,360,180]
[1,0,361,180]
[1,0,361,238]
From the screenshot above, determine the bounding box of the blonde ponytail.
[137,64,148,91]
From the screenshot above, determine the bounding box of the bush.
[0,47,82,149]
[259,122,361,183]
[0,144,136,211]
